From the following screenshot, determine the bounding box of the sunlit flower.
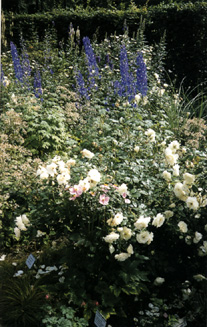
[21,214,30,226]
[81,149,94,159]
[115,252,130,261]
[103,232,120,243]
[193,232,202,243]
[178,221,188,233]
[183,173,195,185]
[36,166,49,179]
[46,162,57,177]
[145,128,156,142]
[117,183,128,196]
[119,226,132,240]
[152,213,165,228]
[78,178,90,192]
[164,210,174,219]
[165,148,178,166]
[57,172,70,185]
[134,216,151,230]
[173,164,180,176]
[162,170,171,182]
[186,196,199,210]
[168,140,180,153]
[174,182,188,201]
[107,212,125,227]
[136,231,154,244]
[87,169,101,186]
[66,159,76,167]
[99,194,110,205]
[15,216,27,231]
[134,145,140,152]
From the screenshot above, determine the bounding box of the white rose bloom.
[168,140,180,153]
[193,232,203,244]
[136,231,154,244]
[186,196,199,210]
[134,216,151,230]
[162,170,172,182]
[119,227,132,240]
[178,221,188,233]
[66,159,76,167]
[164,210,174,219]
[14,227,21,239]
[152,213,165,228]
[115,252,131,261]
[87,169,101,185]
[21,214,30,226]
[57,160,66,173]
[36,166,49,179]
[57,173,70,185]
[81,149,94,159]
[127,244,134,255]
[165,147,178,166]
[183,173,195,185]
[113,213,125,225]
[15,216,27,231]
[174,182,188,201]
[135,94,141,104]
[103,232,120,243]
[78,178,90,192]
[173,164,180,176]
[46,162,57,177]
[154,277,165,286]
[117,183,128,196]
[134,145,140,153]
[145,128,156,142]
[185,235,192,245]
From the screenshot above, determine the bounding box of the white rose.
[127,244,134,255]
[136,231,154,244]
[178,221,188,233]
[183,173,195,185]
[87,169,101,184]
[174,182,188,201]
[103,232,120,243]
[119,227,132,240]
[115,253,131,261]
[162,170,172,182]
[152,213,165,228]
[81,149,94,159]
[145,128,156,142]
[186,196,199,210]
[134,145,140,153]
[193,232,202,244]
[165,147,178,166]
[134,216,151,230]
[173,164,180,176]
[117,183,128,196]
[168,140,180,153]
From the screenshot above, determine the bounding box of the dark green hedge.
[4,2,207,89]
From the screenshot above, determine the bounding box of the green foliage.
[42,305,89,327]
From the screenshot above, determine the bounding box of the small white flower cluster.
[36,155,76,186]
[35,264,66,283]
[145,128,156,142]
[14,214,30,240]
[164,140,180,166]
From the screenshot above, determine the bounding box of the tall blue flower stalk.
[136,52,148,96]
[34,68,43,101]
[82,36,100,90]
[75,70,90,100]
[10,41,24,84]
[114,45,136,102]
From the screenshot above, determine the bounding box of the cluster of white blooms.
[35,264,66,283]
[174,173,199,210]
[81,149,94,159]
[145,128,156,142]
[164,140,180,166]
[36,155,75,186]
[14,214,30,240]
